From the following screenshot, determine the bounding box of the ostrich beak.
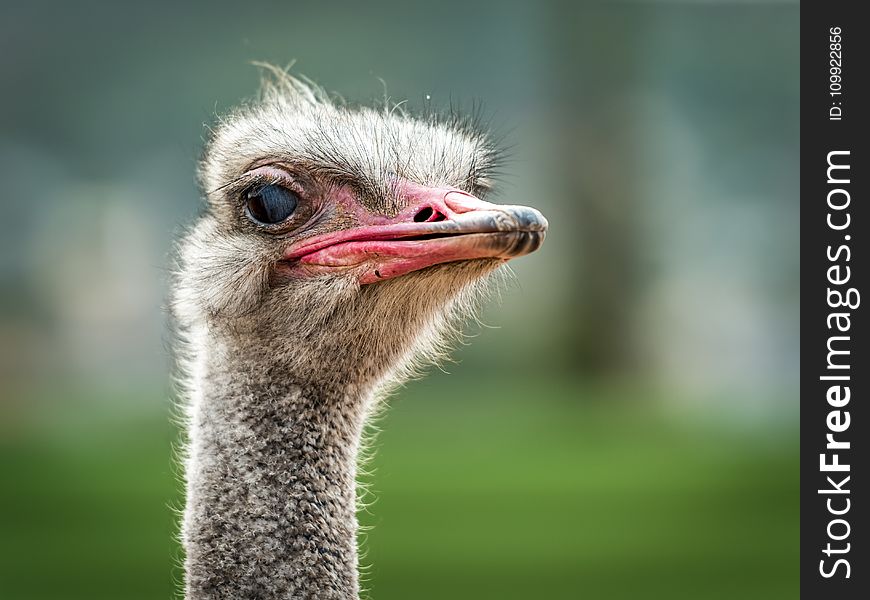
[284,186,548,284]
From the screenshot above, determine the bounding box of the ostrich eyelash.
[208,173,252,196]
[216,170,302,204]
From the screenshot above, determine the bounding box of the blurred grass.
[0,375,797,600]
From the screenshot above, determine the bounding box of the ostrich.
[172,70,547,600]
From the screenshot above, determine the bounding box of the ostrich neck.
[183,338,372,600]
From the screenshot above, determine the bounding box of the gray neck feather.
[183,337,371,600]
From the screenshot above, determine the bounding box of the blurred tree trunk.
[542,2,651,375]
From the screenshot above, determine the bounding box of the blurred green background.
[0,1,798,599]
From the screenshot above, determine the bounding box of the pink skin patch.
[284,181,548,284]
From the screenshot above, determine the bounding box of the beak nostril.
[413,207,433,222]
[413,207,434,222]
[413,206,449,223]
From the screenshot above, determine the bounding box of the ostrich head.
[174,71,547,391]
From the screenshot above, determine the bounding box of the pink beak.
[284,184,548,284]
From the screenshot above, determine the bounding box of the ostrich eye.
[245,184,299,225]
